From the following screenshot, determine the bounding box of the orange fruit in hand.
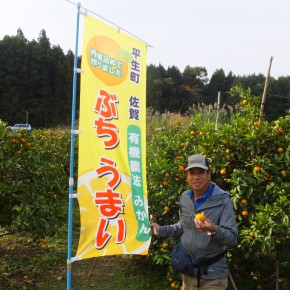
[195,213,205,221]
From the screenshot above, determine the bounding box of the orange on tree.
[277,147,284,153]
[165,172,170,178]
[168,277,173,282]
[171,283,176,288]
[254,166,261,172]
[241,199,247,205]
[190,130,195,135]
[195,212,205,221]
[220,169,227,175]
[249,232,255,237]
[199,131,204,136]
[163,242,169,248]
[281,170,287,175]
[179,165,185,171]
[253,121,260,126]
[163,206,169,211]
[242,99,248,105]
[162,180,168,187]
[180,142,185,147]
[242,210,249,216]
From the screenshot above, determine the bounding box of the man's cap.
[185,154,209,171]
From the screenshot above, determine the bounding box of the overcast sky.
[1,0,289,78]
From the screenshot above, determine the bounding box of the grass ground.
[0,230,169,290]
[1,230,289,289]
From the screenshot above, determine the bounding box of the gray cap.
[185,154,209,171]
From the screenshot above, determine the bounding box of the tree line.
[1,29,289,128]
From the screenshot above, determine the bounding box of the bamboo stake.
[275,247,280,290]
[229,272,238,290]
[259,56,273,122]
[215,91,221,130]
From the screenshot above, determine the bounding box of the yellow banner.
[75,15,150,260]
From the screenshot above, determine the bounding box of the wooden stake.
[215,91,221,130]
[259,56,273,122]
[229,271,238,290]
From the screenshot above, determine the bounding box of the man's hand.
[194,213,218,234]
[148,222,160,235]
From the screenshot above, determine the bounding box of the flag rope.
[64,0,152,47]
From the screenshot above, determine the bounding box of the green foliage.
[147,86,290,288]
[0,85,289,288]
[0,124,72,238]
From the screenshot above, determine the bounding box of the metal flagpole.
[67,3,81,290]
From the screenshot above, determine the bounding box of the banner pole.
[67,3,81,290]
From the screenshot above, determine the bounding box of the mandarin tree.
[0,122,72,239]
[147,86,290,288]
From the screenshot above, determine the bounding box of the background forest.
[1,29,290,126]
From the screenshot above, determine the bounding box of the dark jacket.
[159,181,238,279]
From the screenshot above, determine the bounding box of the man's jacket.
[159,181,238,279]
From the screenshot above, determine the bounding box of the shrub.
[147,86,290,288]
[0,123,72,239]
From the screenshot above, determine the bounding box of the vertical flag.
[75,15,150,260]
